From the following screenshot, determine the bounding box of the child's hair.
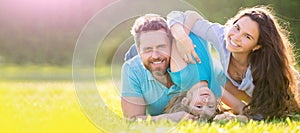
[164,92,189,114]
[164,90,222,121]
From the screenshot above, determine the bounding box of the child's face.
[186,87,217,119]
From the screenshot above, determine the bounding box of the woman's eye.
[245,35,251,40]
[234,25,240,30]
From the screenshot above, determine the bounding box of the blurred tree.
[0,0,299,65]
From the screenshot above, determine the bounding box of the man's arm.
[121,97,146,119]
[121,62,197,121]
[121,97,197,121]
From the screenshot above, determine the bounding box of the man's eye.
[209,105,215,108]
[143,48,152,52]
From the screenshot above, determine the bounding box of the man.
[121,14,196,121]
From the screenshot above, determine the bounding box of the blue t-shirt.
[124,40,227,88]
[168,33,222,98]
[121,56,184,115]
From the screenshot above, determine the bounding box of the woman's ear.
[181,97,189,105]
[252,45,262,52]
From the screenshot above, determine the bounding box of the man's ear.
[181,97,189,105]
[252,45,262,52]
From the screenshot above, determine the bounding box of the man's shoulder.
[122,55,148,76]
[123,55,142,68]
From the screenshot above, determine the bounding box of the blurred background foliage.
[0,0,299,66]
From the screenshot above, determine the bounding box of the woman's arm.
[221,86,246,114]
[214,112,249,122]
[183,10,204,35]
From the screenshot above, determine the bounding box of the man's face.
[138,29,171,76]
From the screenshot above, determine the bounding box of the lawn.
[0,65,300,133]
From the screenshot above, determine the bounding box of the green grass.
[0,65,114,81]
[1,65,300,133]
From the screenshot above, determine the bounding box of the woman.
[168,5,300,120]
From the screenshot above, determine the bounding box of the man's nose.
[151,50,161,58]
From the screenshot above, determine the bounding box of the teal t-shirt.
[168,33,222,98]
[121,56,185,115]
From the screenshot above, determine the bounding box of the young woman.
[167,5,300,120]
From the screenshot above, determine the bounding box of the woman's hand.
[213,112,248,122]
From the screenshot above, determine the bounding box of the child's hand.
[170,23,200,64]
[175,37,199,64]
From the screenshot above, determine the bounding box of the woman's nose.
[232,33,241,42]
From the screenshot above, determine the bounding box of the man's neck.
[152,72,174,88]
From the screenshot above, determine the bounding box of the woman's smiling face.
[226,16,261,55]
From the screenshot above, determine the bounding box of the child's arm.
[168,11,200,64]
[168,10,227,64]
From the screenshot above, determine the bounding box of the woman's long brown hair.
[227,6,300,120]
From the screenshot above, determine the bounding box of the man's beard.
[143,58,169,77]
[152,70,166,76]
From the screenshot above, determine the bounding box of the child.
[164,84,220,121]
[165,31,245,120]
[164,84,249,121]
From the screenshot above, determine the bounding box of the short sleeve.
[121,62,143,97]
